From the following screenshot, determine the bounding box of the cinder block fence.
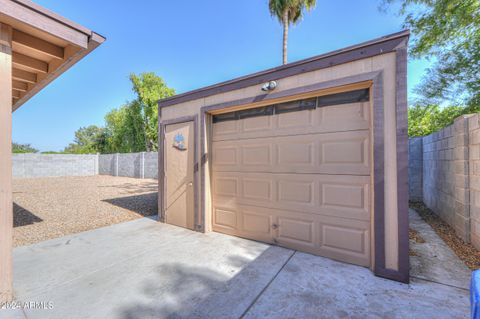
[13,154,99,178]
[13,152,158,180]
[409,114,480,249]
[99,152,158,179]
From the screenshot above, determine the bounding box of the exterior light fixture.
[261,81,277,92]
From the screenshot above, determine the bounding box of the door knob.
[272,223,278,229]
[188,182,193,186]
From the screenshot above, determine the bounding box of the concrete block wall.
[98,153,116,176]
[409,114,479,246]
[422,122,457,230]
[453,116,471,243]
[468,114,480,248]
[144,152,158,179]
[13,154,98,178]
[98,152,158,179]
[13,152,158,179]
[408,137,423,201]
[118,153,142,178]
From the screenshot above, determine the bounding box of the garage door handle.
[272,223,278,229]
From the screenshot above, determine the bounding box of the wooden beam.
[12,80,28,92]
[13,29,64,60]
[12,68,37,84]
[0,22,13,304]
[12,52,48,73]
[47,44,77,73]
[12,90,21,99]
[13,40,100,111]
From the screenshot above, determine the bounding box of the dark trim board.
[371,72,390,280]
[158,30,409,109]
[395,47,410,283]
[158,115,199,230]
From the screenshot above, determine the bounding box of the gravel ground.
[13,176,158,247]
[410,200,480,270]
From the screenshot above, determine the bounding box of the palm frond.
[268,0,317,24]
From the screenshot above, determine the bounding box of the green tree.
[41,151,65,154]
[63,125,107,154]
[408,104,478,137]
[383,0,480,108]
[103,103,146,153]
[129,72,175,151]
[269,0,317,64]
[65,72,175,153]
[12,143,38,153]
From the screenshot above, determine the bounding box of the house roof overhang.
[0,0,105,111]
[158,30,409,109]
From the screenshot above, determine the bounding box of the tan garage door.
[211,89,372,267]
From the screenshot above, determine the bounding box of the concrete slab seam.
[410,275,469,292]
[239,250,297,319]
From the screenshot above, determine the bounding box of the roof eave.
[12,31,105,111]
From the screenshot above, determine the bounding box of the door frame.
[159,115,199,229]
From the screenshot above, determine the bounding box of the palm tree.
[269,0,316,65]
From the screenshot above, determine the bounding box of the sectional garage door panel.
[212,101,370,142]
[212,204,371,266]
[211,98,372,267]
[213,172,370,221]
[213,205,275,243]
[212,130,370,175]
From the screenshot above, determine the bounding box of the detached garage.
[158,30,409,283]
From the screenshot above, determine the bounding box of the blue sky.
[13,0,431,152]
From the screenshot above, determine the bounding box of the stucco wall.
[13,154,98,178]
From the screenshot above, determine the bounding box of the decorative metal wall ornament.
[173,133,187,151]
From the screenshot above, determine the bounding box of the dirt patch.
[409,228,425,256]
[410,200,480,270]
[13,176,158,247]
[409,228,426,244]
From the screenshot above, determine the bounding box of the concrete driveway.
[1,217,469,319]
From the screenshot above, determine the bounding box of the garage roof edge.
[158,30,410,108]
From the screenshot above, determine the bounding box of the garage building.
[158,30,409,283]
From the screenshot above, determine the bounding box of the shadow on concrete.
[14,202,43,227]
[102,193,158,217]
[118,246,283,319]
[98,181,158,195]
